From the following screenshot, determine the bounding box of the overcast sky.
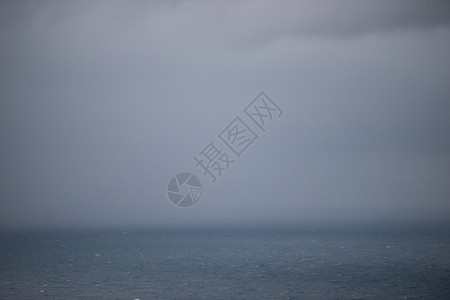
[1,0,449,230]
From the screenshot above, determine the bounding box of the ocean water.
[1,224,449,299]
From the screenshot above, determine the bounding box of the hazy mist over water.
[2,2,450,299]
[1,1,449,229]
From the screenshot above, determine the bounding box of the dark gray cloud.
[1,1,449,230]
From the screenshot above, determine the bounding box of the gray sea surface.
[1,223,449,299]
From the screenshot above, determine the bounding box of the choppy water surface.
[1,225,449,299]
